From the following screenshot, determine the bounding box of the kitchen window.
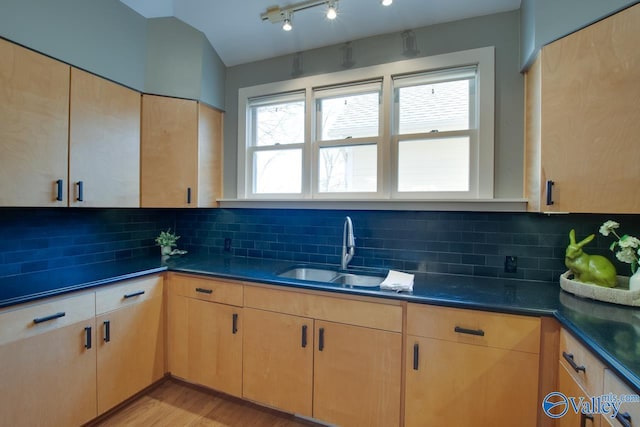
[237,47,494,200]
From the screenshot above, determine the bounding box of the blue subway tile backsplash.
[176,209,640,282]
[1,207,639,284]
[0,208,175,276]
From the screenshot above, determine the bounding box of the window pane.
[318,92,379,140]
[398,79,470,134]
[252,101,304,146]
[254,149,302,194]
[319,144,377,192]
[398,137,469,192]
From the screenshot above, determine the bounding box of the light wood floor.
[91,379,322,427]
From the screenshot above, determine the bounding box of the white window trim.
[237,46,495,200]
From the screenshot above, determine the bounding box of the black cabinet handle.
[454,326,485,337]
[76,181,83,202]
[562,351,586,373]
[187,187,192,204]
[232,313,238,335]
[413,343,419,370]
[580,413,594,427]
[195,287,213,294]
[103,320,111,342]
[616,412,632,427]
[301,325,308,348]
[33,311,66,324]
[85,326,92,349]
[56,179,63,201]
[123,290,145,299]
[546,180,555,206]
[319,327,325,351]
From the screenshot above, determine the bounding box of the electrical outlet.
[224,237,232,252]
[504,255,517,273]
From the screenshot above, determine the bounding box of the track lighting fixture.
[326,0,337,20]
[282,10,293,31]
[262,0,352,31]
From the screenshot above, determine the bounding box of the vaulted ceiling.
[120,0,521,66]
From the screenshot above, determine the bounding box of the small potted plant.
[155,229,180,256]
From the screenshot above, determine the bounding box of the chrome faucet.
[341,216,355,270]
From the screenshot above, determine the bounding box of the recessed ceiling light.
[381,0,393,6]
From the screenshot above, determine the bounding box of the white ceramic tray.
[560,271,640,307]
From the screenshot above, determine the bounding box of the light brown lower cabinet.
[557,363,600,427]
[405,303,541,427]
[187,298,242,397]
[0,293,97,426]
[242,307,314,416]
[95,276,165,414]
[242,284,403,427]
[166,273,244,397]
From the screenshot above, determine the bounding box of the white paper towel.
[380,270,414,292]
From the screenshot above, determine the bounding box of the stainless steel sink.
[277,266,384,288]
[277,267,339,282]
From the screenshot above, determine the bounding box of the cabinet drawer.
[0,292,95,345]
[170,273,243,306]
[407,303,541,354]
[559,328,605,398]
[603,369,639,427]
[96,275,163,315]
[244,285,402,332]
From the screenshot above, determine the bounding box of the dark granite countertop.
[1,253,639,394]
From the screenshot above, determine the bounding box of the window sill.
[218,198,528,212]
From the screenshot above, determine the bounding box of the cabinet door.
[0,39,69,207]
[69,68,140,207]
[557,363,600,427]
[405,336,539,427]
[197,103,223,207]
[526,4,640,213]
[141,94,198,207]
[188,299,242,397]
[0,322,96,426]
[96,294,165,414]
[242,307,313,416]
[314,320,402,427]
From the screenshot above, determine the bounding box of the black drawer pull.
[195,287,213,294]
[33,311,66,324]
[413,343,419,370]
[454,326,485,337]
[319,327,325,351]
[187,187,192,204]
[56,179,64,201]
[562,351,586,373]
[232,313,238,335]
[103,320,111,342]
[546,180,555,206]
[85,326,92,349]
[616,412,632,427]
[301,325,308,348]
[76,181,84,202]
[123,290,145,299]
[580,413,594,427]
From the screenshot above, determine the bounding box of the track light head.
[326,1,337,20]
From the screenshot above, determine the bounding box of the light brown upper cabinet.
[0,39,70,207]
[69,68,141,207]
[525,4,640,213]
[141,95,223,208]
